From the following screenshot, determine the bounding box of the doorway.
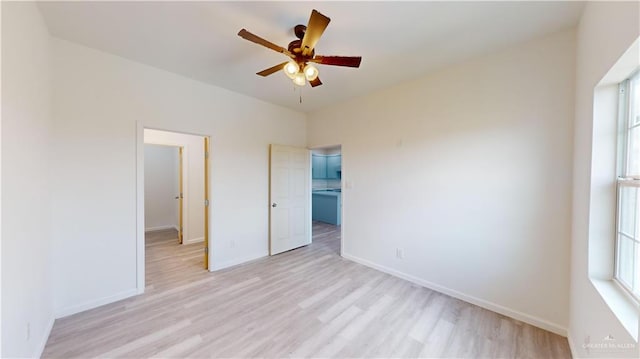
[310,145,342,255]
[137,127,211,292]
[143,144,183,240]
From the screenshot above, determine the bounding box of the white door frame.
[135,121,212,294]
[309,144,344,257]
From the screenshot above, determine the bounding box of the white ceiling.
[37,1,584,113]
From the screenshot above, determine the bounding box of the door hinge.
[205,199,209,207]
[204,247,209,254]
[205,151,209,159]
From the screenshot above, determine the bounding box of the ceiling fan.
[238,9,362,88]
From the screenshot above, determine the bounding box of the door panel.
[273,209,290,240]
[274,168,290,194]
[270,144,311,255]
[292,207,305,235]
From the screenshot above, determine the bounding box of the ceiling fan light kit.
[283,62,319,87]
[303,64,319,82]
[293,72,306,87]
[284,61,299,79]
[238,9,362,91]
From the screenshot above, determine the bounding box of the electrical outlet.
[26,322,31,341]
[230,240,236,249]
[396,248,404,259]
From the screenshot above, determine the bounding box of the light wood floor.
[43,222,570,358]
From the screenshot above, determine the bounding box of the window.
[615,70,640,301]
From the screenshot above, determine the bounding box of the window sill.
[591,278,639,341]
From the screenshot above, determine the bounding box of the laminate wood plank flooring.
[42,222,571,358]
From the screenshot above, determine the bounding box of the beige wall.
[570,2,640,357]
[308,29,576,335]
[1,2,54,357]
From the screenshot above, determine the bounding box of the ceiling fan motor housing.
[288,39,314,58]
[294,24,306,39]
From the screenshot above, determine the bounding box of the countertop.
[312,190,341,197]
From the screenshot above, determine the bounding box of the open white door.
[269,144,311,255]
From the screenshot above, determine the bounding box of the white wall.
[1,2,54,357]
[144,144,179,231]
[50,38,306,317]
[570,2,640,358]
[308,29,575,335]
[145,129,205,243]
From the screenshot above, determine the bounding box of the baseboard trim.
[34,315,55,358]
[210,252,267,272]
[55,288,138,319]
[184,236,204,244]
[145,225,177,232]
[342,252,568,337]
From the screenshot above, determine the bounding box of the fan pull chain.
[292,84,303,104]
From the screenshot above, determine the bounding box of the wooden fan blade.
[310,77,322,87]
[238,29,293,57]
[300,10,330,57]
[256,62,288,77]
[311,55,362,68]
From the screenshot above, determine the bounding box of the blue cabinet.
[312,191,341,225]
[312,154,341,179]
[312,154,327,179]
[326,155,341,179]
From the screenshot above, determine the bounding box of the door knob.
[272,203,277,208]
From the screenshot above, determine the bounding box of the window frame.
[614,69,640,303]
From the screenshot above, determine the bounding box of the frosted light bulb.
[293,72,306,86]
[284,62,299,79]
[304,64,319,81]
